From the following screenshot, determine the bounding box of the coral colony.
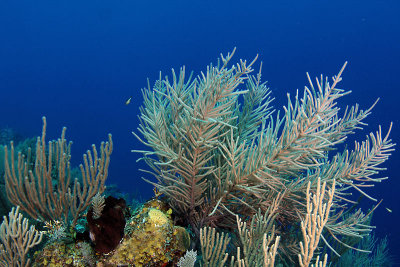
[0,50,394,266]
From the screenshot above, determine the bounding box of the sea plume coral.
[133,49,394,261]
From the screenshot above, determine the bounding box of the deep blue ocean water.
[0,0,399,264]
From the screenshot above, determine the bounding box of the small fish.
[386,207,392,213]
[125,97,132,105]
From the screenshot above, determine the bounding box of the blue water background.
[0,0,399,263]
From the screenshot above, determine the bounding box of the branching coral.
[4,117,113,227]
[133,49,395,261]
[0,206,43,267]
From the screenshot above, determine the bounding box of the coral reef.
[102,199,190,266]
[33,241,96,267]
[0,50,395,266]
[32,198,190,266]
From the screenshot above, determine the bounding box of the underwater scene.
[0,0,399,266]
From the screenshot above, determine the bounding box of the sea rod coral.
[133,49,395,263]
